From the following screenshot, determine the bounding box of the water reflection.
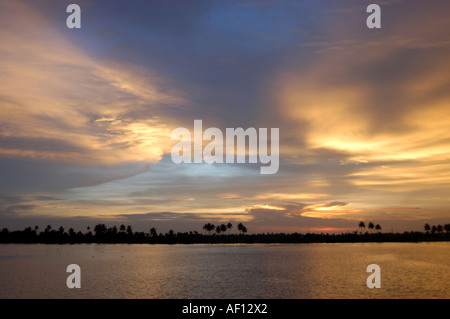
[0,243,448,298]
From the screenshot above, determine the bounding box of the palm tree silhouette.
[226,223,233,234]
[237,223,247,234]
[358,221,365,233]
[203,223,215,235]
[368,222,374,232]
[126,225,133,237]
[424,223,431,233]
[444,224,450,234]
[375,224,381,232]
[94,224,106,236]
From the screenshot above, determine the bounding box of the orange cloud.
[0,1,184,166]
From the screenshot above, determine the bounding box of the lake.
[0,242,449,298]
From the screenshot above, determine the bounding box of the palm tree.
[220,224,227,233]
[424,223,431,233]
[126,225,133,236]
[237,223,247,234]
[444,224,450,234]
[119,224,126,233]
[94,224,106,237]
[215,226,221,234]
[437,224,443,233]
[202,223,210,235]
[203,223,215,235]
[86,227,92,238]
[375,224,381,232]
[431,225,437,234]
[368,222,374,232]
[150,227,157,237]
[226,223,233,234]
[358,221,365,233]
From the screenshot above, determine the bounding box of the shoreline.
[1,232,449,245]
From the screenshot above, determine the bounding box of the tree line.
[202,222,247,235]
[0,222,249,244]
[424,223,450,234]
[357,221,382,233]
[357,222,450,235]
[0,222,449,244]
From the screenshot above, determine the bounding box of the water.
[0,242,449,299]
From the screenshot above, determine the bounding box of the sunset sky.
[1,0,450,234]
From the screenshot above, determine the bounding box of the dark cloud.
[0,157,149,193]
[245,203,354,232]
[0,135,86,154]
[324,202,348,207]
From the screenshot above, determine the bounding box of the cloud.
[0,1,184,167]
[268,0,450,226]
[1,0,450,233]
[0,194,38,218]
[244,202,355,233]
[276,1,450,165]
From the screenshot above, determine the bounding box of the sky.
[1,0,450,234]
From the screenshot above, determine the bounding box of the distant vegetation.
[0,222,449,244]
